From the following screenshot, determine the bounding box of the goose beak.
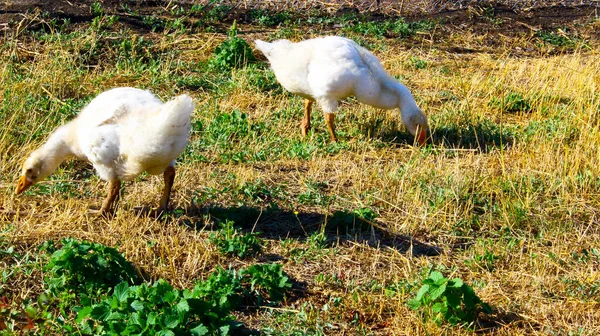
[416,129,428,145]
[15,176,33,195]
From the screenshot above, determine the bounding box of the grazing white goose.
[15,87,195,215]
[255,36,428,144]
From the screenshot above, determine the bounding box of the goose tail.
[158,94,194,135]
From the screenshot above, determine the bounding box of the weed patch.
[209,221,263,258]
[409,271,491,326]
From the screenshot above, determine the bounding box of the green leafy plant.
[191,267,244,316]
[210,21,255,71]
[41,239,141,295]
[76,279,235,335]
[209,221,263,258]
[242,264,293,304]
[408,271,491,326]
[536,28,588,49]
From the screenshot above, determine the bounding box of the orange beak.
[416,129,428,145]
[15,176,33,195]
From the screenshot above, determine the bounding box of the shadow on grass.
[179,204,441,257]
[372,122,514,153]
[475,311,533,334]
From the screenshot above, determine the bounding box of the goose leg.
[98,179,121,215]
[324,113,337,142]
[158,165,176,213]
[300,99,312,137]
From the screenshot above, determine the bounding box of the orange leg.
[324,113,337,142]
[158,166,176,212]
[99,179,121,215]
[300,99,312,137]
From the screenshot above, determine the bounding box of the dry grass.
[1,11,600,335]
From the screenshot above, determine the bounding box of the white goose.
[15,87,195,215]
[255,36,428,144]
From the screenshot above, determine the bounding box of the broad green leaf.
[415,284,430,301]
[24,305,37,318]
[90,305,110,321]
[429,271,444,283]
[176,299,190,314]
[106,312,127,321]
[407,299,421,310]
[431,302,446,313]
[219,324,231,335]
[114,282,130,302]
[147,312,157,325]
[164,313,180,329]
[130,312,143,326]
[76,306,93,323]
[190,323,209,336]
[429,283,447,301]
[450,278,463,288]
[163,290,177,304]
[130,300,144,311]
[156,330,176,336]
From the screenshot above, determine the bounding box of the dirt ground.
[1,0,599,33]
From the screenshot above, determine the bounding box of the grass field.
[1,4,600,335]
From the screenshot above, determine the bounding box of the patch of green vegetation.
[90,1,104,16]
[209,221,263,259]
[1,238,294,335]
[247,9,293,27]
[410,57,428,69]
[344,17,436,38]
[326,208,377,234]
[480,6,504,25]
[297,180,333,206]
[519,117,578,144]
[237,179,284,204]
[465,250,499,272]
[409,271,491,326]
[204,2,233,24]
[210,21,255,71]
[433,116,515,151]
[76,279,235,335]
[41,239,141,296]
[287,231,330,262]
[189,109,266,163]
[243,264,293,305]
[561,277,600,301]
[536,28,588,49]
[489,92,532,113]
[235,64,284,94]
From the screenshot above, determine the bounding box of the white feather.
[23,87,194,183]
[254,36,428,137]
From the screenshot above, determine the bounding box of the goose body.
[16,87,195,214]
[254,36,428,143]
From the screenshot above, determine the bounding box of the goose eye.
[26,168,33,175]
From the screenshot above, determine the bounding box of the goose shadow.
[177,204,442,257]
[365,122,514,153]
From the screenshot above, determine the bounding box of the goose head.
[16,150,53,194]
[402,107,429,145]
